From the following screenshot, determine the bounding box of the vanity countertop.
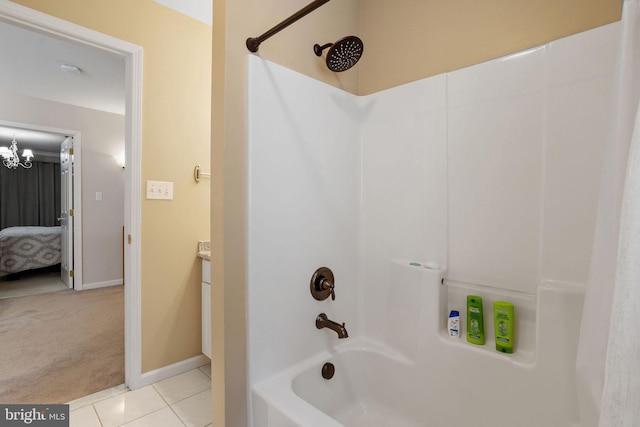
[197,240,211,260]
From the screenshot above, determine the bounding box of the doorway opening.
[0,2,143,389]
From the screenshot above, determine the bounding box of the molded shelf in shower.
[440,279,537,365]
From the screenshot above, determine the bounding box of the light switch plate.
[146,180,174,200]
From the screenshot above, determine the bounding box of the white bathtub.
[252,261,585,427]
[253,338,421,427]
[293,341,422,427]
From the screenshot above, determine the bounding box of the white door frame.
[0,1,144,388]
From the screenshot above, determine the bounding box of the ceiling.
[0,20,126,115]
[153,0,212,26]
[0,1,211,156]
[0,19,125,155]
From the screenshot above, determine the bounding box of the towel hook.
[194,164,211,183]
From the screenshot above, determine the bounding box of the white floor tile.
[153,369,211,404]
[121,407,186,427]
[94,385,167,427]
[171,389,212,427]
[70,405,102,427]
[68,383,128,411]
[198,364,211,379]
[69,366,213,427]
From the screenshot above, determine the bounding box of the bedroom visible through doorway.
[0,124,76,299]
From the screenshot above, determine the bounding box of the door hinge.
[69,148,74,155]
[128,234,132,244]
[70,270,74,277]
[70,209,74,216]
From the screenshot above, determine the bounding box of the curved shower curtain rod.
[246,0,331,52]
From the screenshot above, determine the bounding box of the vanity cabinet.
[202,259,211,359]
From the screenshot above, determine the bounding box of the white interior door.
[60,137,74,288]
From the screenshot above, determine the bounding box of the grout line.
[72,367,211,427]
[92,403,105,427]
[68,384,129,411]
[91,403,104,427]
[169,387,211,406]
[166,403,188,427]
[168,389,212,427]
[152,369,212,405]
[116,407,169,427]
[100,386,169,427]
[151,383,172,406]
[198,365,212,379]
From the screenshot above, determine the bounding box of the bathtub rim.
[251,336,414,427]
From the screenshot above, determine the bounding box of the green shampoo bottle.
[466,295,485,345]
[494,301,515,353]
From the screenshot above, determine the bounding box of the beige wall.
[359,0,622,94]
[213,0,621,425]
[12,0,212,372]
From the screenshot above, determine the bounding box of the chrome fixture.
[316,313,348,339]
[0,136,34,169]
[310,267,336,301]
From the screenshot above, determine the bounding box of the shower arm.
[246,0,330,52]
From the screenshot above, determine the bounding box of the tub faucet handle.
[321,278,335,301]
[310,267,337,301]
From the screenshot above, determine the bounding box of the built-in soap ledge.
[439,279,536,365]
[197,240,211,260]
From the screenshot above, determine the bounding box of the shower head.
[314,36,364,72]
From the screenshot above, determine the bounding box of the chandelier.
[0,137,34,169]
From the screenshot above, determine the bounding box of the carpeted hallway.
[0,286,124,404]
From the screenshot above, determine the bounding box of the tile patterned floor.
[68,365,212,427]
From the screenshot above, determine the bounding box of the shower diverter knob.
[310,267,336,301]
[320,278,335,301]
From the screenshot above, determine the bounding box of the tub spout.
[316,313,348,339]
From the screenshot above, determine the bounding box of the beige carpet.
[0,286,124,404]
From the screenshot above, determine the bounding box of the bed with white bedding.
[0,226,62,277]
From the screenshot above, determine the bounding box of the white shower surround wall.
[247,21,619,427]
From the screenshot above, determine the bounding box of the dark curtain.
[0,161,61,229]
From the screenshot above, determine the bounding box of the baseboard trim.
[138,354,210,388]
[83,280,123,290]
